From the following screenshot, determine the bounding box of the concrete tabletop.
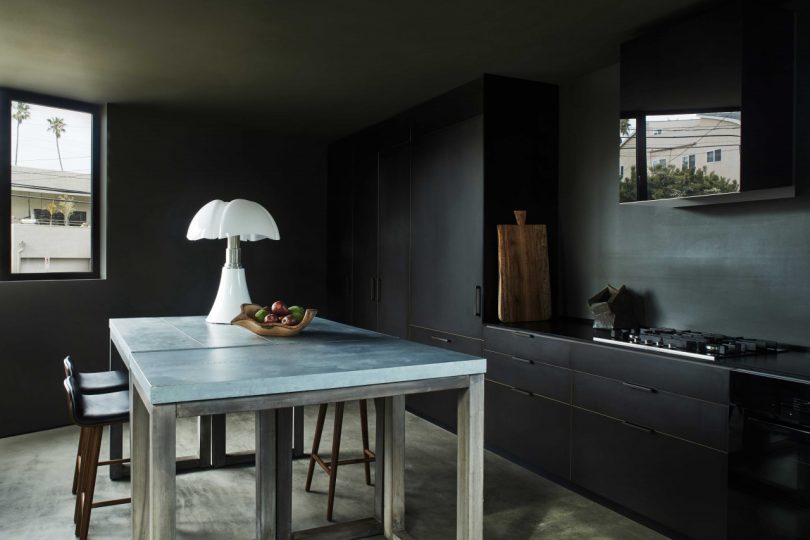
[110,316,486,405]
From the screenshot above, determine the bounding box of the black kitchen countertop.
[486,318,810,384]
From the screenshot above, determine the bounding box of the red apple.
[271,300,289,316]
[281,315,298,326]
[264,313,279,324]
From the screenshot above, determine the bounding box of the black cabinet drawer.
[485,349,571,403]
[408,325,483,356]
[571,341,729,404]
[573,371,728,450]
[484,326,570,368]
[572,408,727,540]
[485,380,570,479]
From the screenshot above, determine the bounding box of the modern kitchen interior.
[1,0,809,539]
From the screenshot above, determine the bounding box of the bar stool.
[305,400,375,521]
[63,376,131,540]
[63,357,129,496]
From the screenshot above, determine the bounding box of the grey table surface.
[110,316,487,405]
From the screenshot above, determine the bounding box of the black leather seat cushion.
[75,370,129,394]
[76,389,129,426]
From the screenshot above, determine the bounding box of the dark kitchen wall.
[0,105,327,438]
[558,8,810,347]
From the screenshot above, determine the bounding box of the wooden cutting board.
[498,210,552,322]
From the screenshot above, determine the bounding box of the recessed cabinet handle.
[475,286,482,317]
[370,277,376,302]
[511,355,533,365]
[622,381,656,393]
[512,331,535,339]
[431,336,451,344]
[511,387,532,397]
[622,420,655,434]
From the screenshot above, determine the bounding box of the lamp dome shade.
[186,199,280,241]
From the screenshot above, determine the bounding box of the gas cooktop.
[594,328,780,361]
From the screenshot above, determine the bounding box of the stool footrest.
[91,497,131,509]
[98,458,130,466]
[313,453,376,475]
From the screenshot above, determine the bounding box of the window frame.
[621,106,740,202]
[0,88,101,281]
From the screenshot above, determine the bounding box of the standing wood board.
[497,211,551,322]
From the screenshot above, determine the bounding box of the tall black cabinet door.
[410,115,484,338]
[351,149,378,331]
[378,144,411,338]
[326,141,354,324]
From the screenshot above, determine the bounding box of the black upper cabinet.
[620,0,796,202]
[411,115,484,338]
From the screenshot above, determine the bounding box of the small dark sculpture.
[587,284,637,329]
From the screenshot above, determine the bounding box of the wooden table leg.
[256,409,277,539]
[149,404,177,540]
[374,398,385,523]
[198,415,213,467]
[276,408,293,538]
[256,408,293,540]
[131,382,149,539]
[383,395,405,538]
[457,374,484,540]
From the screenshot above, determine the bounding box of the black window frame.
[621,106,740,202]
[0,88,101,280]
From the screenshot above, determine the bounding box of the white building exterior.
[10,166,92,273]
[619,113,741,185]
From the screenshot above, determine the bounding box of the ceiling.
[0,0,715,141]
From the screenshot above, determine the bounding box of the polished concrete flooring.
[0,404,665,539]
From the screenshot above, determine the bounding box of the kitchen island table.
[109,316,486,540]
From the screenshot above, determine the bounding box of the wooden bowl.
[231,303,317,337]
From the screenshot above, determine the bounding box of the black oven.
[729,372,810,539]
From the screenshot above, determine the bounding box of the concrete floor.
[0,404,665,539]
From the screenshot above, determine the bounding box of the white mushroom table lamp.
[186,199,280,324]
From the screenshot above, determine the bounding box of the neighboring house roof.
[10,166,91,196]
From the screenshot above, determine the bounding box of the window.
[682,154,696,170]
[1,90,101,279]
[620,110,740,202]
[707,148,722,163]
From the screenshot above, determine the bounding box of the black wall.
[0,105,327,438]
[559,7,810,347]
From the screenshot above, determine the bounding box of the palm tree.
[12,102,31,166]
[46,117,67,171]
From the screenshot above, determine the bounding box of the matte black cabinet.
[485,380,570,480]
[410,115,484,339]
[571,407,727,540]
[327,126,411,338]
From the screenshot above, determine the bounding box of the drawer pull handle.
[511,355,533,365]
[431,336,451,343]
[622,381,656,393]
[511,387,532,397]
[622,420,655,434]
[512,331,535,339]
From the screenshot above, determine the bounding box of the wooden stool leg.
[74,427,90,527]
[359,400,372,486]
[326,402,345,521]
[305,404,328,492]
[72,426,87,496]
[78,426,103,540]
